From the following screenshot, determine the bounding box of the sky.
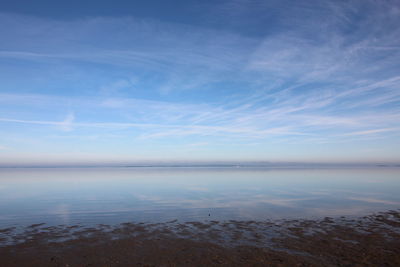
[0,0,399,165]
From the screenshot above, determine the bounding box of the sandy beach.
[1,210,399,266]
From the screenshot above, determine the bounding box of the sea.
[0,166,399,228]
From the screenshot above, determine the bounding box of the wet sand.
[1,210,400,266]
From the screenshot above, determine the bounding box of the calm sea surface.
[0,167,399,228]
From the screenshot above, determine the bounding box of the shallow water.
[0,167,399,227]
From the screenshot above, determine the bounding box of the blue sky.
[0,0,399,165]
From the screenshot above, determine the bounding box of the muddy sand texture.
[0,210,400,266]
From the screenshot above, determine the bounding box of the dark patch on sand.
[0,210,400,266]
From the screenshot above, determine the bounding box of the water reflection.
[0,167,399,227]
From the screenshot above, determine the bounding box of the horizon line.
[1,161,399,169]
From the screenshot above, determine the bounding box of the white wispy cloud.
[0,87,399,142]
[59,113,75,131]
[342,128,399,136]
